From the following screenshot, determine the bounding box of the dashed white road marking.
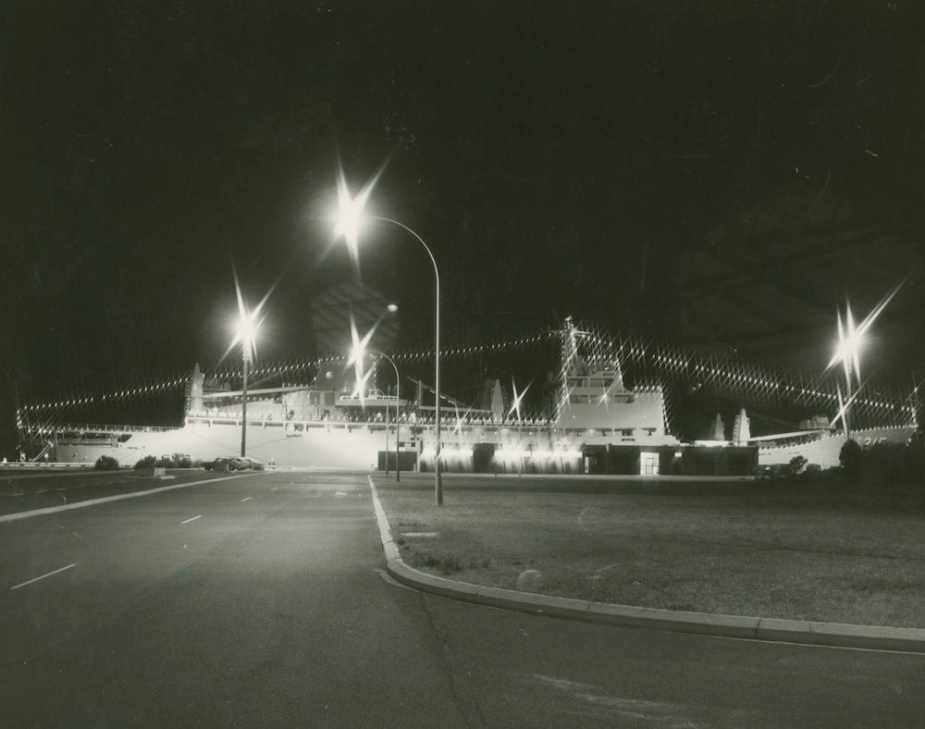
[241,497,253,502]
[10,564,76,591]
[181,515,202,525]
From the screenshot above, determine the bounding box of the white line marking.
[10,564,76,591]
[0,474,250,524]
[241,497,252,502]
[181,515,202,525]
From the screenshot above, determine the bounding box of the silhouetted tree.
[839,439,862,478]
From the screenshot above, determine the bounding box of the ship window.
[621,429,634,436]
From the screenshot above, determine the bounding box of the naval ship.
[19,318,917,475]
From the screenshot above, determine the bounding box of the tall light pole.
[334,191,443,504]
[360,348,402,483]
[234,304,260,458]
[241,345,249,457]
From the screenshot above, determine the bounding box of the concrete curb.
[367,476,925,653]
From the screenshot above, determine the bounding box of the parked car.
[203,457,248,471]
[237,457,265,471]
[203,457,228,471]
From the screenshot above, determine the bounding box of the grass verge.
[374,475,925,628]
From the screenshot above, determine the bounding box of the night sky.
[3,2,924,454]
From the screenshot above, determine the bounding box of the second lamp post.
[334,190,443,504]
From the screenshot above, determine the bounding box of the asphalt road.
[1,470,923,728]
[0,468,233,518]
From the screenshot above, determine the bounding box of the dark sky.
[2,1,924,451]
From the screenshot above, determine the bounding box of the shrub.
[95,455,120,471]
[758,463,789,480]
[134,456,156,471]
[787,455,808,476]
[839,439,862,477]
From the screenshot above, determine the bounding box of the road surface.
[1,470,923,727]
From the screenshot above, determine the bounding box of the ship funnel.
[490,379,504,424]
[188,363,204,415]
[732,408,750,444]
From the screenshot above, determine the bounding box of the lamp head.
[235,309,259,361]
[331,160,388,266]
[333,186,367,258]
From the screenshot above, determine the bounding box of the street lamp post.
[376,219,439,499]
[843,361,853,440]
[241,346,250,457]
[369,350,402,482]
[234,304,260,459]
[334,200,443,504]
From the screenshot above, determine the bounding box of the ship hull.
[52,419,918,475]
[54,418,764,477]
[757,426,916,469]
[57,420,388,470]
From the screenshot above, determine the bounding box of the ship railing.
[0,462,97,470]
[20,423,179,436]
[184,412,558,433]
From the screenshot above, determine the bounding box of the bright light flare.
[235,310,259,354]
[421,446,472,459]
[332,159,388,268]
[349,366,375,402]
[831,382,863,430]
[830,307,863,383]
[347,315,369,406]
[346,313,387,408]
[453,404,471,434]
[229,267,267,362]
[334,180,366,263]
[497,447,530,460]
[507,378,532,421]
[826,283,902,385]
